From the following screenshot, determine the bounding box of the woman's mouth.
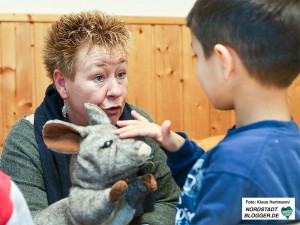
[103,106,122,115]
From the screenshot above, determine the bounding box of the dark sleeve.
[129,104,181,225]
[0,119,48,218]
[165,132,205,188]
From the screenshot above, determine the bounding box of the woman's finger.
[131,110,149,123]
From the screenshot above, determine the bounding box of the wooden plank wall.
[0,14,300,154]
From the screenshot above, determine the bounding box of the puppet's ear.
[84,103,111,125]
[42,121,81,153]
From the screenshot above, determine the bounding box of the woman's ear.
[214,44,234,81]
[54,69,68,99]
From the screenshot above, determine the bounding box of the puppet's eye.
[101,140,113,149]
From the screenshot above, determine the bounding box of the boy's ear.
[54,69,68,99]
[214,44,234,81]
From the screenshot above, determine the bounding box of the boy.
[115,0,300,224]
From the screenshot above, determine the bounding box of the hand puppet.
[34,103,157,225]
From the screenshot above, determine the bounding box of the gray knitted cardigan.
[0,104,180,225]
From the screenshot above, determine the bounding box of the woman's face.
[59,45,128,126]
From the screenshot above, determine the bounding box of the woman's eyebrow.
[117,57,127,64]
[95,57,127,67]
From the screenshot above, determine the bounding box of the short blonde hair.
[43,10,132,81]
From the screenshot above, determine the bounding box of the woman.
[0,10,180,225]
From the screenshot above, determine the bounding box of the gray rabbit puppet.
[34,103,157,225]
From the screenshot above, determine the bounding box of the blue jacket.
[166,120,300,224]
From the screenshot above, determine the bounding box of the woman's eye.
[101,140,113,149]
[93,75,104,83]
[116,72,126,79]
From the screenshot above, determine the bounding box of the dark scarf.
[34,85,154,213]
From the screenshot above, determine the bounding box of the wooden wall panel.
[181,26,211,139]
[127,25,155,118]
[154,25,183,130]
[1,23,33,138]
[0,14,299,154]
[32,23,52,107]
[1,23,17,139]
[15,23,34,117]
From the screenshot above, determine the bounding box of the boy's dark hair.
[187,0,300,88]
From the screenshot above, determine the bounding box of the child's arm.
[116,110,205,188]
[115,110,185,152]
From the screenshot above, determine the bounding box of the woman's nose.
[106,77,122,97]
